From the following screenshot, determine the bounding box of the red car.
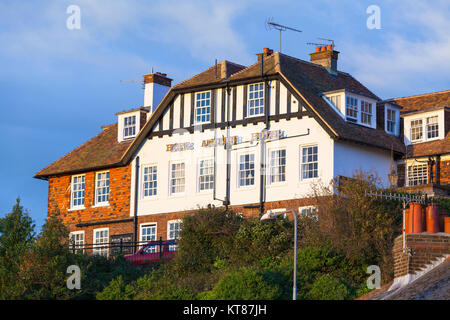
[124,240,178,265]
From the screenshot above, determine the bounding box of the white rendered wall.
[144,82,170,112]
[334,141,392,187]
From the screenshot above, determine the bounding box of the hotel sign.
[166,130,285,152]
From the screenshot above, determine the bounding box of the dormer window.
[426,116,438,139]
[195,91,211,124]
[410,119,423,142]
[248,83,265,116]
[360,100,372,125]
[386,109,396,133]
[123,115,136,139]
[346,96,358,122]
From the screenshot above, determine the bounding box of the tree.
[310,170,402,283]
[0,198,35,299]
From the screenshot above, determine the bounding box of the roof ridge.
[389,89,450,101]
[173,59,246,88]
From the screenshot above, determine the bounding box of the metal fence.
[69,237,179,260]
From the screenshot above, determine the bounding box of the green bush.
[199,268,290,300]
[306,274,350,300]
[129,272,196,300]
[230,218,293,268]
[174,207,243,274]
[96,275,134,300]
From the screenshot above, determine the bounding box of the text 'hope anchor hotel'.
[35,46,450,255]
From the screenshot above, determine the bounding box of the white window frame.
[140,223,157,252]
[123,115,137,139]
[269,148,287,185]
[167,219,183,251]
[93,228,109,257]
[298,206,318,220]
[198,158,214,192]
[94,171,110,206]
[194,91,211,124]
[247,83,265,117]
[386,108,397,134]
[169,161,186,195]
[142,164,158,198]
[238,153,255,188]
[70,174,85,210]
[360,100,372,125]
[407,163,428,186]
[426,116,439,140]
[410,119,423,143]
[69,231,85,253]
[345,96,358,122]
[300,145,318,181]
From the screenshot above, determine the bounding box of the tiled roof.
[227,52,403,153]
[172,60,246,90]
[407,130,450,157]
[389,90,450,114]
[363,258,450,300]
[34,123,132,179]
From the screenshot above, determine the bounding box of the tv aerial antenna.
[307,37,336,50]
[120,67,152,89]
[265,17,302,53]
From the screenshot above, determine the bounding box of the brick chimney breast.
[309,47,339,76]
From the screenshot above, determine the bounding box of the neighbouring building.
[35,46,449,256]
[387,90,450,196]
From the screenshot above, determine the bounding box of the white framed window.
[346,96,358,122]
[198,159,214,191]
[69,231,85,253]
[195,91,211,124]
[70,175,85,209]
[410,119,423,143]
[143,165,157,198]
[248,83,265,116]
[95,171,109,205]
[386,108,396,134]
[327,95,341,109]
[407,164,428,186]
[299,206,318,220]
[93,228,109,257]
[426,116,439,139]
[360,100,372,125]
[123,115,136,138]
[239,153,255,187]
[140,223,157,252]
[269,149,286,184]
[170,162,185,194]
[167,220,183,251]
[301,145,318,180]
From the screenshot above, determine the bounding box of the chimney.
[143,72,172,112]
[309,46,339,76]
[257,47,274,62]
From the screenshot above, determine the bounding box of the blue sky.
[0,0,449,231]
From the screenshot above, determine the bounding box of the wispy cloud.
[0,0,252,79]
[340,0,450,97]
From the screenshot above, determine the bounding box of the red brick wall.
[64,197,317,253]
[47,165,131,228]
[440,159,450,185]
[393,233,450,278]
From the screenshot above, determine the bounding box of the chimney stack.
[309,46,339,76]
[143,72,172,112]
[257,47,274,62]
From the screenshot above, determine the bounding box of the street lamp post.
[260,208,298,300]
